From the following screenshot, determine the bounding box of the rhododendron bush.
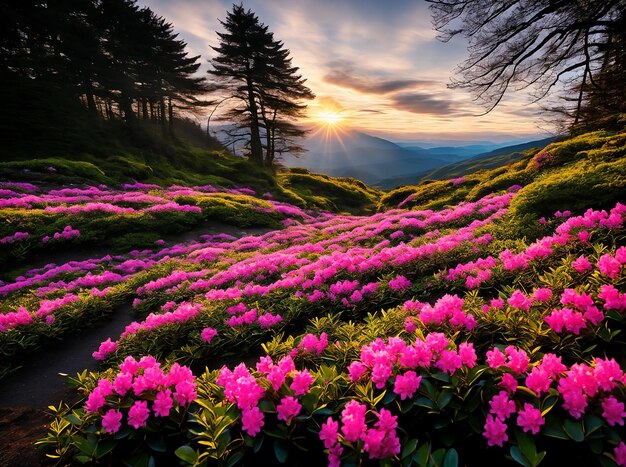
[5,179,621,466]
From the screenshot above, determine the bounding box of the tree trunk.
[168,97,174,134]
[120,92,134,123]
[245,79,264,165]
[159,97,167,133]
[142,98,148,121]
[85,81,97,113]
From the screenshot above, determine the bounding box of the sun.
[316,110,344,126]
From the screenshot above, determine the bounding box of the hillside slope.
[377,137,555,188]
[379,130,626,230]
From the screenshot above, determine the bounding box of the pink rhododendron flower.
[341,401,367,442]
[128,400,150,429]
[241,406,264,436]
[602,396,626,426]
[201,327,217,343]
[276,396,301,424]
[458,342,477,367]
[483,415,508,447]
[320,417,339,449]
[525,367,552,395]
[571,256,592,273]
[598,254,621,278]
[393,371,422,400]
[533,288,553,302]
[102,409,123,434]
[505,346,529,374]
[92,337,117,360]
[489,390,516,420]
[153,389,174,417]
[517,403,544,434]
[388,275,411,292]
[507,290,532,310]
[291,370,314,396]
[486,348,506,369]
[615,442,626,467]
[404,316,417,332]
[499,373,518,393]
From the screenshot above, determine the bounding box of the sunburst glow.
[316,110,344,126]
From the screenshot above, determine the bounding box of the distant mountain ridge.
[281,129,483,185]
[376,137,556,189]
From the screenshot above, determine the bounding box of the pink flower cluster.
[388,275,412,292]
[409,294,476,330]
[43,225,80,243]
[85,356,197,433]
[0,231,29,244]
[544,288,604,335]
[597,247,626,279]
[217,355,316,437]
[348,333,477,392]
[296,333,329,355]
[92,338,118,360]
[483,348,626,448]
[321,403,400,465]
[116,302,205,344]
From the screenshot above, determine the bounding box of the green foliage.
[279,170,380,213]
[511,158,626,218]
[0,158,108,183]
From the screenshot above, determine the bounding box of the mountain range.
[280,128,553,188]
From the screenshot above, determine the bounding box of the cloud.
[359,109,385,114]
[323,60,437,95]
[389,92,456,115]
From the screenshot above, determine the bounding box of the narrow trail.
[0,222,274,466]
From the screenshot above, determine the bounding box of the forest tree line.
[0,0,206,133]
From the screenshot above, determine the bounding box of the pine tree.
[208,4,314,167]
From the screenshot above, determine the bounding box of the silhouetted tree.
[208,4,314,167]
[428,0,626,126]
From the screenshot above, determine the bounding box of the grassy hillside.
[380,130,626,234]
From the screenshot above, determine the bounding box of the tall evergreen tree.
[208,4,314,167]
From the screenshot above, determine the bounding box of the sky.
[139,0,551,142]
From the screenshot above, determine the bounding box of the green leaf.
[73,436,94,457]
[64,413,82,425]
[94,439,117,459]
[443,448,458,467]
[563,419,584,442]
[584,414,604,436]
[515,431,537,460]
[253,434,264,453]
[431,448,446,466]
[401,438,418,459]
[259,399,276,413]
[226,451,244,467]
[509,446,531,467]
[414,441,430,466]
[274,440,289,464]
[175,446,198,464]
[147,438,167,453]
[415,397,435,409]
[437,391,453,410]
[542,419,568,440]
